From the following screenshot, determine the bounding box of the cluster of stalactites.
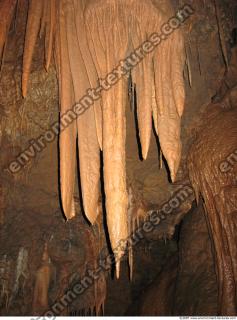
[0,0,185,278]
[82,0,185,278]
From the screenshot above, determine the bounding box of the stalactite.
[22,0,43,97]
[39,0,48,39]
[74,0,103,151]
[65,0,101,225]
[131,21,153,160]
[0,0,17,71]
[86,1,130,278]
[45,0,56,71]
[152,5,184,179]
[57,1,77,220]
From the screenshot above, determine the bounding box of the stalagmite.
[32,244,52,315]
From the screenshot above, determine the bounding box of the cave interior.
[0,0,237,317]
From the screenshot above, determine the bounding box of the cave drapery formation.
[188,106,237,315]
[0,0,185,277]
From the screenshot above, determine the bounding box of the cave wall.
[174,201,218,315]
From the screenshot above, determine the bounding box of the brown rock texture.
[126,254,178,316]
[174,202,218,315]
[188,104,237,315]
